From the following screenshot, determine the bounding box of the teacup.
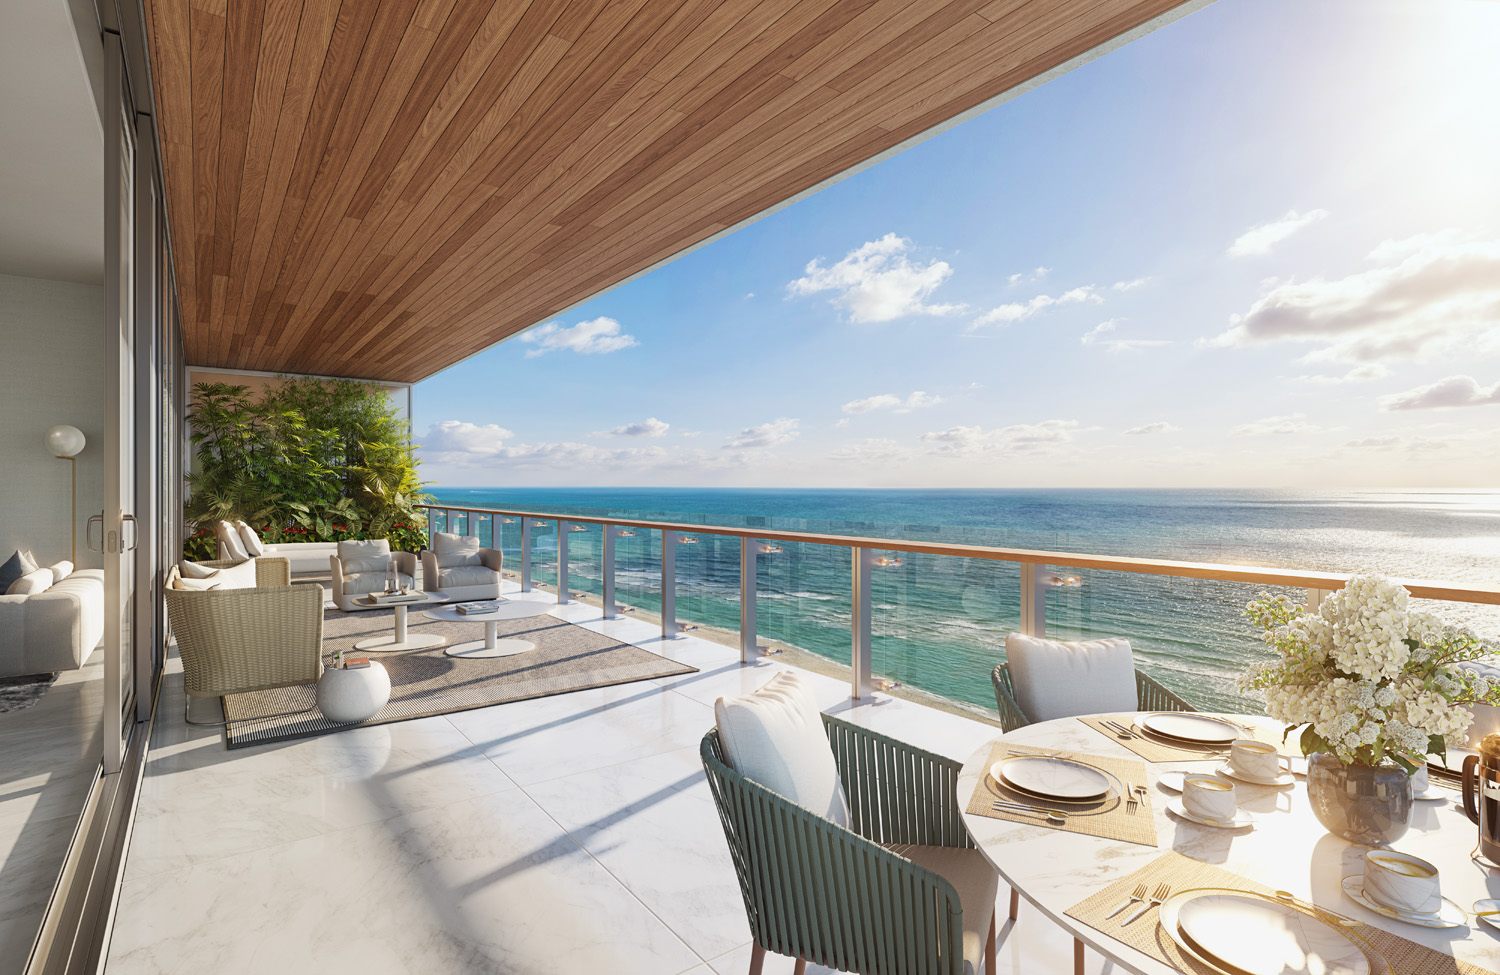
[1182,774,1237,821]
[1411,764,1429,796]
[1228,739,1288,780]
[1364,849,1441,916]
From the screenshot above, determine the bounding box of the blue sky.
[414,0,1500,489]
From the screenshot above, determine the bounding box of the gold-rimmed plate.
[1161,889,1376,975]
[1137,712,1241,745]
[994,756,1110,801]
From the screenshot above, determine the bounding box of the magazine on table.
[455,601,498,615]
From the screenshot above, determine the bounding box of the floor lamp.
[45,425,86,564]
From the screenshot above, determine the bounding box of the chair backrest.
[337,539,392,575]
[431,531,482,567]
[1005,633,1137,722]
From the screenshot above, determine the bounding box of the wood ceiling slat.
[147,0,1194,382]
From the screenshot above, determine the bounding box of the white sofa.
[0,568,104,677]
[214,521,337,579]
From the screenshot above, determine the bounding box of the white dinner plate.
[1164,891,1370,975]
[993,756,1110,801]
[1155,770,1186,793]
[1340,876,1468,929]
[1138,712,1241,744]
[1473,898,1500,931]
[1167,798,1254,829]
[1216,763,1297,788]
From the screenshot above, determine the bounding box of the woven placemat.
[1078,714,1294,764]
[965,742,1157,847]
[1065,850,1496,975]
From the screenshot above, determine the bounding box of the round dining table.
[957,712,1500,975]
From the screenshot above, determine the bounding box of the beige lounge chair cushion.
[235,520,267,557]
[45,560,74,583]
[342,571,414,594]
[438,565,498,588]
[432,531,482,567]
[886,843,998,975]
[337,539,392,575]
[1005,633,1136,722]
[170,558,259,591]
[216,521,249,561]
[714,671,849,827]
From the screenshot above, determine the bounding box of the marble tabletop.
[956,713,1500,975]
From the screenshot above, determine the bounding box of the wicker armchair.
[165,557,324,724]
[990,661,1193,733]
[702,712,1000,975]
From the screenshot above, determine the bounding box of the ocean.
[425,488,1500,716]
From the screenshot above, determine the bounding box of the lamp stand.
[58,456,76,564]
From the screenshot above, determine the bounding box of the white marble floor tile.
[524,746,749,960]
[447,681,714,786]
[107,789,701,975]
[126,714,518,879]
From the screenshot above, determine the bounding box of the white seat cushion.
[432,531,481,567]
[342,571,414,595]
[169,558,259,591]
[1005,633,1137,722]
[439,564,499,588]
[714,672,849,827]
[235,521,267,557]
[7,567,54,596]
[886,844,998,975]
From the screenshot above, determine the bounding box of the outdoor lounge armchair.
[164,557,324,724]
[702,711,1003,975]
[991,661,1193,732]
[421,531,502,600]
[330,539,417,611]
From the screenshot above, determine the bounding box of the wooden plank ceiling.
[145,0,1188,384]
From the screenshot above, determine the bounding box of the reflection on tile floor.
[107,587,1111,974]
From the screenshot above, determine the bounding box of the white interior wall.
[0,271,106,569]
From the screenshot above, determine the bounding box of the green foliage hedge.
[183,378,431,560]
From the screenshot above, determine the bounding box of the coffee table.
[423,600,553,658]
[351,592,450,652]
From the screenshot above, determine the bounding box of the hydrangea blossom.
[1239,575,1500,768]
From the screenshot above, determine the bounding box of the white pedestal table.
[423,600,553,658]
[351,592,450,652]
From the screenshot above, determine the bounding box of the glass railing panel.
[472,511,494,549]
[670,531,739,649]
[528,520,559,592]
[564,521,602,604]
[752,539,852,676]
[869,551,1020,714]
[490,514,523,586]
[449,509,468,536]
[430,508,449,535]
[613,527,661,622]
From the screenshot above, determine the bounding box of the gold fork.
[1122,883,1171,926]
[1106,883,1149,920]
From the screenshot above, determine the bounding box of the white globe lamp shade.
[45,425,86,458]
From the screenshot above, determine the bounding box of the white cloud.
[1288,364,1391,385]
[1380,375,1500,411]
[420,421,667,470]
[1343,436,1402,450]
[919,420,1081,456]
[1008,266,1050,286]
[1227,208,1330,257]
[841,390,944,415]
[520,316,638,358]
[1206,233,1500,363]
[787,233,963,323]
[423,421,515,460]
[1080,319,1171,352]
[972,285,1102,329]
[725,417,799,450]
[828,438,909,465]
[600,417,670,437]
[1112,277,1150,291]
[1232,413,1319,436]
[1124,422,1180,435]
[679,430,702,438]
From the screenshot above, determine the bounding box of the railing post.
[1020,563,1046,637]
[1306,588,1327,613]
[520,518,533,592]
[466,509,479,538]
[739,537,757,662]
[602,525,619,618]
[426,507,438,542]
[851,546,873,700]
[556,521,569,604]
[661,530,678,639]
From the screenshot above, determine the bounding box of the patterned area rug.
[0,673,58,714]
[222,605,696,749]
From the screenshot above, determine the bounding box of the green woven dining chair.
[702,712,1004,975]
[990,661,1194,733]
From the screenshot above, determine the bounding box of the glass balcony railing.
[419,501,1500,722]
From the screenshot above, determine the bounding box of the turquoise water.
[426,488,1500,715]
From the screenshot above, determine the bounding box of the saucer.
[1341,876,1467,928]
[1167,798,1254,829]
[1412,788,1448,802]
[1473,899,1500,931]
[1216,763,1296,788]
[1156,771,1186,793]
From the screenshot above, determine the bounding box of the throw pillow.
[216,521,248,561]
[45,560,74,583]
[171,573,220,591]
[213,558,260,590]
[0,549,38,592]
[433,531,481,567]
[337,539,392,575]
[714,672,850,827]
[235,521,267,557]
[7,567,55,596]
[1005,633,1137,722]
[178,559,220,579]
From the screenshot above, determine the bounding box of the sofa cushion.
[235,521,267,557]
[8,568,55,596]
[885,844,999,975]
[342,571,414,595]
[714,671,849,827]
[438,564,499,588]
[178,559,220,579]
[433,532,481,567]
[1005,633,1137,722]
[170,558,260,591]
[45,561,74,583]
[216,521,248,561]
[0,549,38,592]
[338,539,392,575]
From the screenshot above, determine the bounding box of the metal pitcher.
[1461,734,1500,865]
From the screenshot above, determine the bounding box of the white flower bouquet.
[1240,574,1500,771]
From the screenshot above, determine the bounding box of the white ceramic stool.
[316,662,391,723]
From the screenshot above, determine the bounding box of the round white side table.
[316,661,391,723]
[351,593,449,652]
[423,600,553,658]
